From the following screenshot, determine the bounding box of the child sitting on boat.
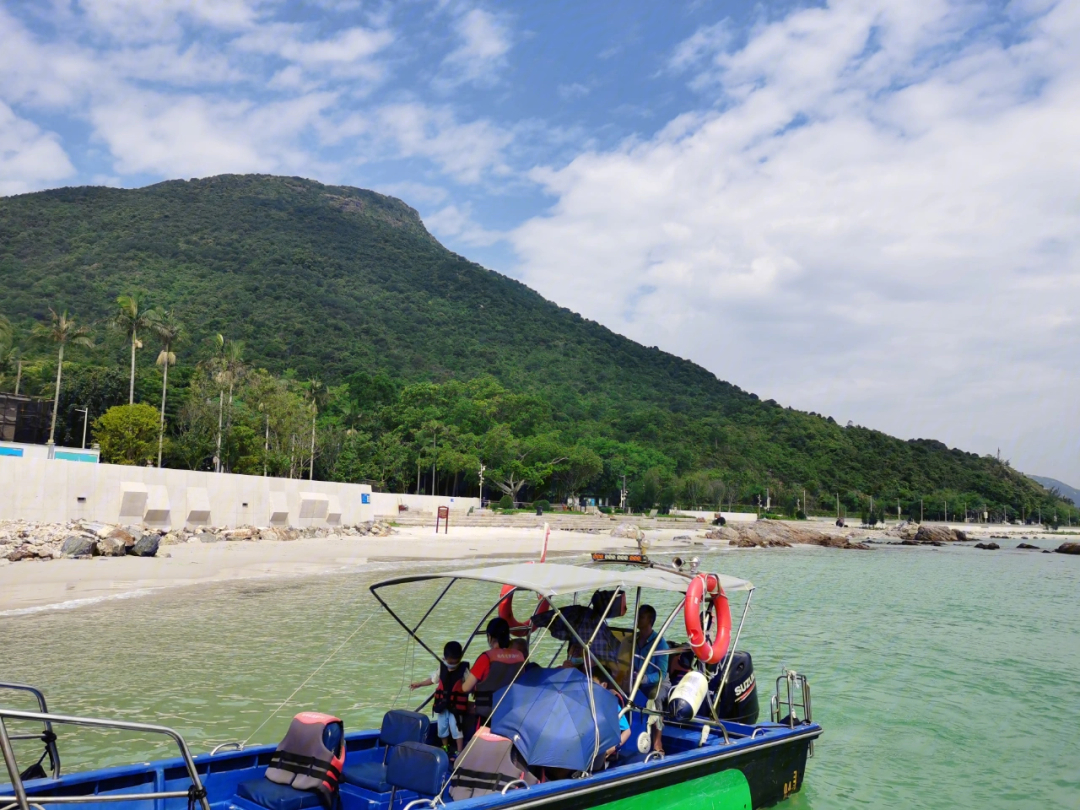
[410,640,469,757]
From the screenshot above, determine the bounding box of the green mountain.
[0,174,1072,520]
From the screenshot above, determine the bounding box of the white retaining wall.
[369,492,480,518]
[0,455,374,529]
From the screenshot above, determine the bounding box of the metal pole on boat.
[627,587,642,694]
[623,599,685,717]
[0,717,31,810]
[710,588,755,719]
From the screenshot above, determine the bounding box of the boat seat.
[236,779,324,810]
[386,741,449,799]
[341,710,428,792]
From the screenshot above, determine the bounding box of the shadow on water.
[1,546,1077,809]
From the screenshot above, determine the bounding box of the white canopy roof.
[373,561,753,598]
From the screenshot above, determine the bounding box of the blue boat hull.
[3,719,820,810]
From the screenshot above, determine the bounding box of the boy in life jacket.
[410,641,469,758]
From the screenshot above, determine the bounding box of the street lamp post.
[75,408,89,450]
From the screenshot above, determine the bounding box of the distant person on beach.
[410,640,468,757]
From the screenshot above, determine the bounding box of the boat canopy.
[372,561,753,598]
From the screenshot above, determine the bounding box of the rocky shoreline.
[613,519,1080,555]
[0,519,397,564]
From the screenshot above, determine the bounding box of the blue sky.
[2,0,1079,483]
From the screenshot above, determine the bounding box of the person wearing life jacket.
[264,712,345,809]
[461,618,525,732]
[410,640,470,758]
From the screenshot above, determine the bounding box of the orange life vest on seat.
[265,712,345,808]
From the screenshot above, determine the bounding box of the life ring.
[684,573,731,665]
[499,584,552,637]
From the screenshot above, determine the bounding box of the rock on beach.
[703,521,869,550]
[1,519,398,563]
[1055,542,1080,555]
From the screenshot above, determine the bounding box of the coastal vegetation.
[0,174,1075,524]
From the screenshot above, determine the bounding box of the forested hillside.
[0,174,1071,522]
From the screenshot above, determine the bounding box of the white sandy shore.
[0,526,703,615]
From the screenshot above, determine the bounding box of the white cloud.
[373,102,512,183]
[512,0,1080,480]
[0,102,75,195]
[75,0,258,41]
[437,7,511,88]
[425,202,503,246]
[235,22,394,82]
[89,90,338,177]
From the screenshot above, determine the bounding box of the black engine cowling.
[710,651,759,724]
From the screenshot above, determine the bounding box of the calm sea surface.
[2,542,1078,809]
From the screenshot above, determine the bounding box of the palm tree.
[32,309,93,447]
[303,378,324,481]
[148,310,184,468]
[210,335,246,472]
[111,292,155,405]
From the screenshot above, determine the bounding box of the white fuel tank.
[667,671,708,722]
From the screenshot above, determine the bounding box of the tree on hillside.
[551,445,603,503]
[0,316,27,395]
[483,425,568,501]
[148,309,184,468]
[93,403,160,465]
[111,292,156,405]
[32,309,93,446]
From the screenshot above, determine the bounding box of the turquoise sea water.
[1,543,1078,808]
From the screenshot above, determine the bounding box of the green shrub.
[534,499,551,512]
[599,506,613,514]
[498,494,514,509]
[92,403,160,465]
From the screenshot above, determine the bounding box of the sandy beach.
[0,526,703,615]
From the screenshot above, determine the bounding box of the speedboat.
[1,555,821,810]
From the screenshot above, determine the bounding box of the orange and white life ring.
[498,584,552,637]
[684,573,731,665]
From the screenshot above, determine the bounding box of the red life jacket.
[265,712,345,808]
[473,648,525,717]
[433,661,470,715]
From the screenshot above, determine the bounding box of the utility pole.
[620,474,627,513]
[897,498,900,521]
[478,462,486,508]
[802,487,806,516]
[263,412,269,477]
[308,405,316,481]
[431,430,437,497]
[215,392,224,473]
[75,407,88,450]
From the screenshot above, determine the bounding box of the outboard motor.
[710,651,759,724]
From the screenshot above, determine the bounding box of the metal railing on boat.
[0,709,210,810]
[0,685,61,781]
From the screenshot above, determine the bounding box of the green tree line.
[0,175,1074,523]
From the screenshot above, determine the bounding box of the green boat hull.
[594,769,752,810]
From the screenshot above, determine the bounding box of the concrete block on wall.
[118,482,148,520]
[185,487,211,525]
[269,491,289,526]
[144,485,171,525]
[299,491,329,520]
[326,496,342,525]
